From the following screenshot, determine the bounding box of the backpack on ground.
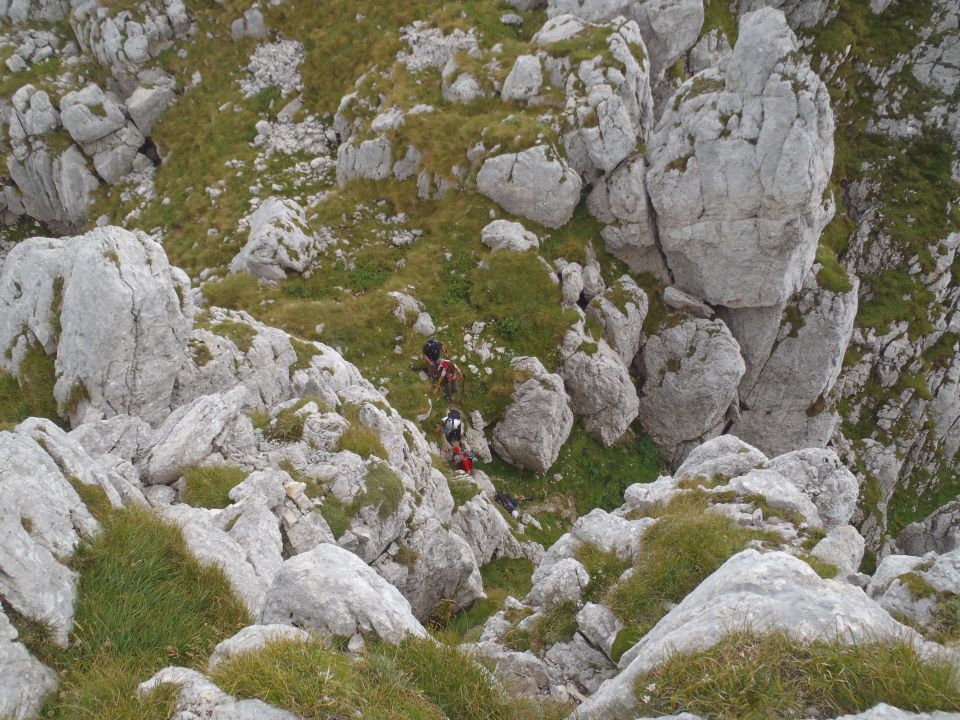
[452,446,475,474]
[495,491,519,514]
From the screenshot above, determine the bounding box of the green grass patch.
[319,496,351,540]
[339,403,389,459]
[804,555,840,579]
[181,465,248,509]
[440,557,535,640]
[38,507,249,719]
[634,630,960,719]
[575,542,630,604]
[0,344,62,427]
[351,463,405,519]
[607,500,778,639]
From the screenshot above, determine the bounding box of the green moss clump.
[350,463,405,519]
[0,343,62,427]
[575,542,630,603]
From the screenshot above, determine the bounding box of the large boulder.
[139,667,297,720]
[584,276,649,365]
[731,271,859,456]
[261,543,427,643]
[477,145,582,229]
[896,501,960,556]
[636,318,745,464]
[575,550,942,719]
[0,606,58,720]
[645,8,834,309]
[230,198,324,281]
[493,357,574,473]
[674,434,768,484]
[561,334,639,446]
[0,227,192,427]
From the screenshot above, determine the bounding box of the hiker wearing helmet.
[422,338,445,379]
[434,357,462,402]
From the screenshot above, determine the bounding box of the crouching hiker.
[495,490,526,519]
[422,338,445,379]
[451,445,476,475]
[434,357,463,402]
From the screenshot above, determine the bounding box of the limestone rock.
[336,135,393,186]
[561,335,639,446]
[0,606,58,720]
[139,667,298,720]
[451,493,526,567]
[502,54,543,101]
[637,318,745,462]
[897,501,960,556]
[585,276,648,365]
[230,198,321,281]
[477,145,582,229]
[468,640,553,695]
[527,557,590,608]
[576,602,623,659]
[231,8,267,40]
[811,525,866,576]
[543,633,617,694]
[587,154,665,277]
[481,219,539,252]
[674,434,768,484]
[645,8,834,309]
[0,429,99,644]
[764,448,860,530]
[0,227,191,427]
[126,84,177,137]
[207,624,310,672]
[575,550,940,719]
[738,0,833,30]
[143,387,252,485]
[261,543,427,643]
[717,468,821,526]
[492,356,574,473]
[732,271,859,456]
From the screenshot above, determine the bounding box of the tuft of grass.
[39,507,249,719]
[350,463,405,519]
[575,542,630,604]
[0,343,62,427]
[804,555,840,579]
[213,635,569,720]
[338,403,388,459]
[634,630,960,719]
[319,496,351,540]
[181,465,249,509]
[440,558,534,640]
[206,320,259,354]
[607,502,778,639]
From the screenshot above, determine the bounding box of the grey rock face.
[764,448,860,530]
[230,198,322,281]
[0,429,99,644]
[231,8,267,40]
[125,84,177,137]
[477,145,582,228]
[0,0,68,24]
[527,557,590,607]
[561,335,639,446]
[587,154,666,278]
[0,606,58,720]
[0,227,191,427]
[261,543,427,643]
[637,318,745,462]
[548,0,703,75]
[732,271,859,456]
[481,219,539,252]
[492,356,574,473]
[575,550,939,719]
[674,434,768,484]
[336,135,394,185]
[896,501,960,556]
[646,8,835,309]
[561,20,655,178]
[6,86,99,230]
[451,493,526,567]
[738,0,834,29]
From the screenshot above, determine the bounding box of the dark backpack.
[495,491,519,514]
[423,338,442,362]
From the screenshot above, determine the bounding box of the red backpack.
[452,446,473,474]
